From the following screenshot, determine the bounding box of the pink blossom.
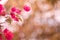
[0,4,4,12]
[13,17,19,21]
[10,7,21,21]
[16,9,21,14]
[11,7,21,14]
[10,12,19,21]
[0,4,6,16]
[0,11,6,16]
[11,7,16,12]
[3,29,14,40]
[10,12,15,18]
[0,34,2,40]
[23,5,30,11]
[0,26,3,40]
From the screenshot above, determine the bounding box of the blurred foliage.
[47,0,57,5]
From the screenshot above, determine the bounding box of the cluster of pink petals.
[23,5,30,11]
[10,5,30,21]
[0,4,14,40]
[0,4,6,16]
[0,4,31,21]
[0,34,2,40]
[11,7,21,14]
[0,4,31,40]
[0,28,14,40]
[3,29,14,40]
[10,7,21,21]
[10,12,19,21]
[0,26,3,40]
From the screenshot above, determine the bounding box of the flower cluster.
[0,4,6,16]
[3,29,14,40]
[10,7,21,21]
[0,28,14,40]
[0,4,30,40]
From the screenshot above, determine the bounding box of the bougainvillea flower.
[10,12,19,21]
[0,34,2,40]
[16,9,21,14]
[0,4,4,11]
[10,7,22,21]
[3,29,14,40]
[13,17,19,21]
[0,4,6,16]
[11,7,16,12]
[23,5,30,11]
[0,11,6,16]
[10,12,15,18]
[11,7,21,14]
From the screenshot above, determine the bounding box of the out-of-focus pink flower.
[10,12,15,18]
[0,11,6,16]
[16,9,21,14]
[11,7,16,12]
[0,4,6,16]
[0,34,2,40]
[13,17,19,21]
[3,29,14,40]
[10,7,22,21]
[0,26,2,40]
[23,5,30,11]
[10,12,19,21]
[0,4,4,11]
[11,7,21,14]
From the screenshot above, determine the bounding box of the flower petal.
[3,29,14,40]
